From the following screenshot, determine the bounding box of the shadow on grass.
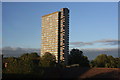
[42,67,91,80]
[2,67,91,80]
[2,73,43,80]
[2,67,120,80]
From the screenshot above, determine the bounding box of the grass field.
[2,67,120,80]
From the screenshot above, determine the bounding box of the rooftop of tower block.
[42,11,59,17]
[42,8,69,18]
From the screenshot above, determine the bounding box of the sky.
[1,0,119,2]
[2,2,119,59]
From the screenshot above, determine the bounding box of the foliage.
[3,51,120,76]
[68,49,90,67]
[19,52,39,61]
[91,54,120,68]
[40,52,56,67]
[114,57,120,68]
[3,52,41,74]
[94,54,108,67]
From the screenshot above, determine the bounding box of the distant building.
[41,8,69,65]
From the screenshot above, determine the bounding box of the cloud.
[1,47,40,57]
[78,47,118,60]
[94,39,119,45]
[70,42,93,47]
[70,39,119,47]
[1,46,119,60]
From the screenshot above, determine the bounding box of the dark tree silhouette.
[68,49,90,67]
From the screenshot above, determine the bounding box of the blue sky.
[2,2,119,59]
[2,2,118,49]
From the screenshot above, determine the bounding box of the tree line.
[2,48,120,74]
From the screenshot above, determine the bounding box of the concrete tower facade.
[41,8,69,65]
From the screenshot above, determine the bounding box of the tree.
[19,52,40,72]
[3,57,20,73]
[90,60,96,67]
[19,52,39,61]
[91,54,119,68]
[68,49,90,67]
[40,52,56,67]
[114,57,120,68]
[93,54,108,67]
[106,55,116,68]
[3,53,40,74]
[82,56,90,67]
